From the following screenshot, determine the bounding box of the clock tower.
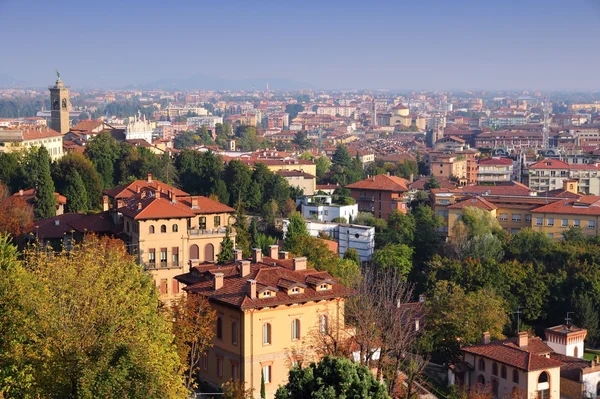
[49,71,70,134]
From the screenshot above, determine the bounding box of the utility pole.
[513,306,523,334]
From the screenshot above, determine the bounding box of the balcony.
[143,261,181,270]
[188,227,230,236]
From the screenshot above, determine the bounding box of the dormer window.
[289,287,304,295]
[319,283,331,291]
[260,290,273,298]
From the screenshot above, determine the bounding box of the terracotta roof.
[460,182,533,196]
[478,157,513,166]
[346,174,409,192]
[550,353,592,381]
[177,257,351,310]
[276,169,316,179]
[409,176,458,190]
[13,188,67,205]
[175,196,235,215]
[70,119,104,133]
[462,341,563,371]
[531,197,600,216]
[103,177,188,199]
[447,196,498,211]
[20,127,62,141]
[530,159,570,170]
[32,211,121,239]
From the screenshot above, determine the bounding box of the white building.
[187,116,223,129]
[299,195,357,223]
[282,219,375,262]
[125,114,153,143]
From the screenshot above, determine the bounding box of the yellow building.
[241,159,317,178]
[0,126,64,160]
[103,174,236,302]
[176,247,350,398]
[430,153,468,184]
[453,332,563,399]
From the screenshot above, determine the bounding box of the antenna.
[513,306,524,333]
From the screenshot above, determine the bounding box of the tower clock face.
[53,99,59,110]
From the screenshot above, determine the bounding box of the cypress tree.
[34,147,56,220]
[63,170,89,213]
[260,368,266,399]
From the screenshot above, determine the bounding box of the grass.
[584,349,600,361]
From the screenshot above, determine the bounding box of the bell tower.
[49,70,70,134]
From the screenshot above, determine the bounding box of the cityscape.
[1,1,600,399]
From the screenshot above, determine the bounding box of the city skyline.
[1,0,600,90]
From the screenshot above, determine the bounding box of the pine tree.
[250,219,259,248]
[217,229,234,264]
[34,147,56,220]
[284,212,308,250]
[260,368,266,399]
[63,170,89,213]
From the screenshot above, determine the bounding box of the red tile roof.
[177,257,352,310]
[19,127,62,141]
[70,119,104,133]
[13,188,67,205]
[530,159,570,170]
[32,211,121,239]
[531,197,600,215]
[346,174,409,192]
[103,177,188,199]
[478,157,513,166]
[447,196,498,211]
[462,341,564,371]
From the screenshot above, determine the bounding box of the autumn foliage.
[0,182,33,237]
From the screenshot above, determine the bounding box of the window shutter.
[172,279,179,294]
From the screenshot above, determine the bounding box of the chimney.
[279,251,289,260]
[213,272,224,290]
[292,257,307,271]
[410,173,414,183]
[137,202,142,211]
[247,279,257,299]
[252,248,262,263]
[240,260,251,277]
[102,195,109,211]
[191,196,199,209]
[517,331,528,348]
[483,332,491,345]
[147,173,153,183]
[116,199,124,209]
[269,245,279,259]
[136,184,140,193]
[418,294,426,303]
[234,248,243,261]
[594,355,599,366]
[18,189,23,196]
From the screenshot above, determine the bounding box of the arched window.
[263,323,271,345]
[231,321,238,345]
[492,362,498,376]
[149,225,155,234]
[537,372,549,399]
[501,365,507,379]
[513,369,519,383]
[292,319,301,340]
[538,372,549,384]
[478,358,486,371]
[216,317,223,340]
[477,375,485,386]
[172,224,178,232]
[319,315,328,334]
[160,224,167,233]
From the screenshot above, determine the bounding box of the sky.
[1,0,600,90]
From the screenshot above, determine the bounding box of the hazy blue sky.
[1,0,599,90]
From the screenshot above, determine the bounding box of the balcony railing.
[188,227,230,236]
[143,261,181,270]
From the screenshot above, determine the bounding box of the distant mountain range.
[126,74,314,91]
[0,74,30,88]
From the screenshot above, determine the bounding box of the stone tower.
[49,71,70,134]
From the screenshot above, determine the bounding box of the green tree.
[84,132,121,188]
[0,152,26,192]
[53,152,103,209]
[33,147,56,220]
[332,144,352,169]
[315,156,331,181]
[217,229,235,264]
[292,130,311,149]
[63,169,89,213]
[285,104,304,120]
[420,281,509,363]
[343,248,360,265]
[284,212,309,250]
[412,205,442,265]
[0,235,186,398]
[379,210,415,247]
[212,179,230,205]
[261,369,266,399]
[274,356,390,399]
[574,293,599,346]
[372,244,413,278]
[424,175,440,190]
[224,160,252,207]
